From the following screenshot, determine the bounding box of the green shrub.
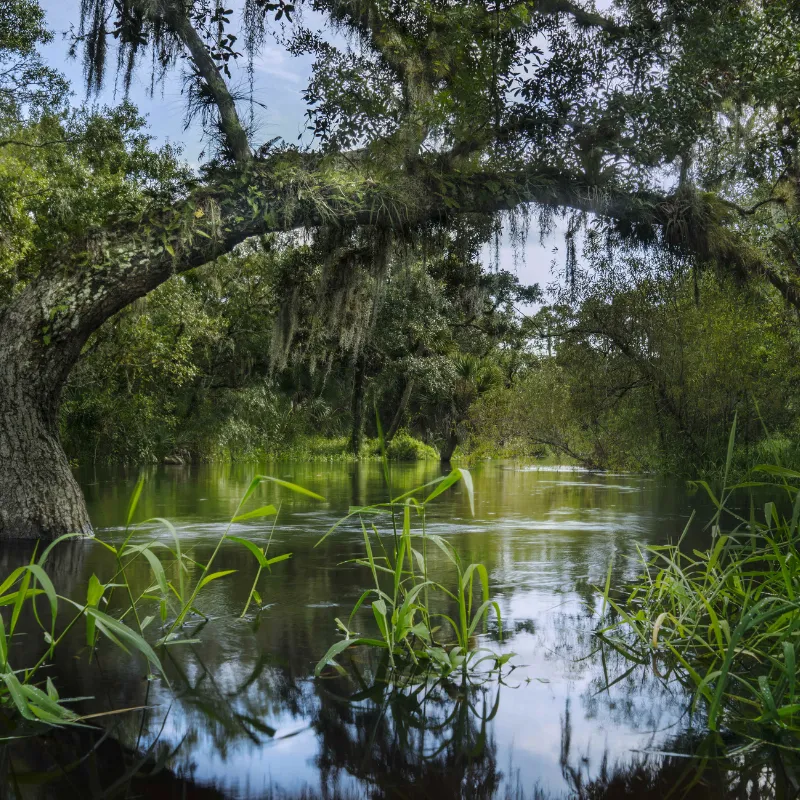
[384,430,439,461]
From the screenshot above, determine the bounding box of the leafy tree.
[471,270,800,472]
[2,0,800,537]
[0,0,67,116]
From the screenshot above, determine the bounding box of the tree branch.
[167,9,251,164]
[719,196,787,216]
[532,0,624,33]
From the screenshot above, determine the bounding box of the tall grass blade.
[232,505,278,523]
[127,476,145,528]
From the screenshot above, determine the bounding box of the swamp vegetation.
[2,0,800,795]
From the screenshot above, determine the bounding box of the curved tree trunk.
[0,236,202,540]
[0,284,94,539]
[0,376,91,540]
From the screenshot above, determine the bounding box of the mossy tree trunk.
[0,278,94,539]
[0,235,214,540]
[349,353,368,457]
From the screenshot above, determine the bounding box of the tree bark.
[0,287,92,539]
[0,235,206,540]
[386,378,414,441]
[0,390,91,539]
[349,354,368,457]
[167,10,252,165]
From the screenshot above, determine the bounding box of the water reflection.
[5,667,796,798]
[4,460,788,798]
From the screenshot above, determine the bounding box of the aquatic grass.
[0,472,313,734]
[0,554,158,730]
[596,439,800,741]
[315,421,509,679]
[314,514,434,676]
[119,473,316,643]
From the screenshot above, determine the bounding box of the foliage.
[315,466,511,681]
[383,430,438,461]
[4,0,800,541]
[469,270,800,475]
[0,0,67,116]
[0,103,190,299]
[0,472,311,733]
[60,229,535,465]
[596,424,800,744]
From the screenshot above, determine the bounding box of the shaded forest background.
[62,225,800,474]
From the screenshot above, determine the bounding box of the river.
[5,461,755,798]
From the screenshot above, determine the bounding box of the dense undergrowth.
[58,234,800,480]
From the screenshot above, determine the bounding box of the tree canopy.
[2,0,800,538]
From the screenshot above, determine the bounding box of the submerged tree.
[2,0,800,537]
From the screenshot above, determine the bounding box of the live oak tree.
[1,0,800,538]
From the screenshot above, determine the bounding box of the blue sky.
[38,0,561,297]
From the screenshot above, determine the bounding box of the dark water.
[4,461,773,798]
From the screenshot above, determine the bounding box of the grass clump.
[383,430,438,461]
[597,419,800,742]
[315,462,511,681]
[0,474,317,735]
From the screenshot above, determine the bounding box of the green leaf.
[2,671,34,721]
[0,614,6,667]
[426,534,458,566]
[372,599,389,641]
[424,468,472,510]
[232,504,278,523]
[459,468,475,516]
[264,552,292,567]
[467,599,502,638]
[127,477,145,527]
[251,476,325,501]
[38,533,93,567]
[20,683,78,722]
[26,564,58,655]
[314,638,354,677]
[228,535,268,567]
[0,567,24,599]
[85,606,165,676]
[197,570,237,591]
[86,574,105,647]
[10,569,31,634]
[146,517,183,602]
[0,588,43,606]
[138,547,169,598]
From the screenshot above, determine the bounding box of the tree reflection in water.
[2,485,799,797]
[312,655,505,798]
[4,646,800,800]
